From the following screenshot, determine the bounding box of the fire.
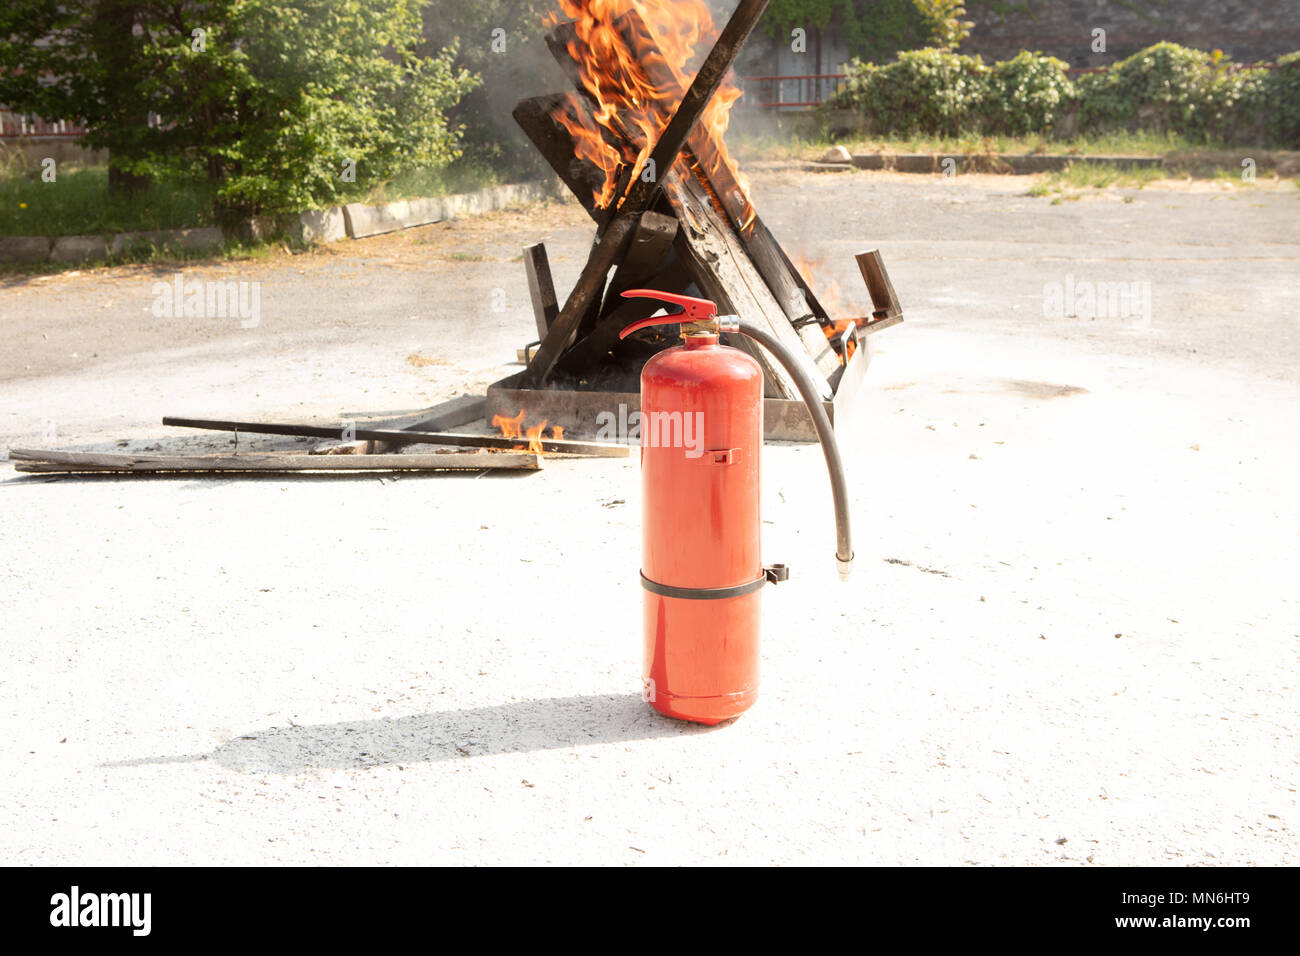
[794,254,858,361]
[492,409,526,439]
[493,409,566,454]
[526,419,549,455]
[793,254,848,317]
[546,1,751,223]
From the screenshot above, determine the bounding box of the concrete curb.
[824,153,1167,174]
[1,178,562,265]
[338,180,558,240]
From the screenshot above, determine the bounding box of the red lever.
[618,289,718,339]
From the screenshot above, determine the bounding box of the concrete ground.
[1,169,1296,865]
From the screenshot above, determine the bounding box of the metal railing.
[739,74,850,109]
[0,108,88,138]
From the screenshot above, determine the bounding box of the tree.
[0,1,477,226]
[420,0,558,175]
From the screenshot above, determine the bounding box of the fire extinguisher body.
[640,333,763,725]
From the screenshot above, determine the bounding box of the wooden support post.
[519,213,637,388]
[523,243,559,340]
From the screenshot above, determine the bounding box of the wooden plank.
[579,209,678,340]
[523,243,559,340]
[160,417,629,458]
[665,173,828,400]
[615,0,770,217]
[10,449,541,473]
[511,93,606,216]
[606,210,678,297]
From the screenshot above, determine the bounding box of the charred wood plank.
[607,210,678,295]
[664,174,825,400]
[856,248,904,321]
[512,93,607,215]
[574,208,678,342]
[558,256,695,375]
[10,449,542,473]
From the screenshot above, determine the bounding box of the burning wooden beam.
[527,1,820,399]
[499,0,902,436]
[612,0,770,219]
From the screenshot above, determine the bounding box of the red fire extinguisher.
[619,290,854,725]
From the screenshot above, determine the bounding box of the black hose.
[736,320,854,579]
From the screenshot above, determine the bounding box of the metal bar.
[855,249,904,321]
[160,417,629,458]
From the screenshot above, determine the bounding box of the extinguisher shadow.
[107,694,720,775]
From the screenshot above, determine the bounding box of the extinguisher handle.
[618,289,718,340]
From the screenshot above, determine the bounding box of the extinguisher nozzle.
[837,554,854,581]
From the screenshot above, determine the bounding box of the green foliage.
[912,0,973,51]
[829,42,1299,147]
[829,49,991,136]
[1076,43,1242,141]
[0,1,477,226]
[420,1,555,176]
[760,0,957,64]
[980,50,1072,135]
[1264,52,1300,148]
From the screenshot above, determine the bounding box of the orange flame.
[525,420,549,455]
[794,254,859,361]
[546,0,751,222]
[492,409,526,439]
[493,409,568,454]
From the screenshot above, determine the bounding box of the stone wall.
[963,0,1300,67]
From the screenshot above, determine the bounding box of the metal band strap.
[639,566,786,601]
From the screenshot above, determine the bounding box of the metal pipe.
[735,320,854,579]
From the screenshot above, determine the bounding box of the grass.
[0,164,216,237]
[1029,161,1188,203]
[729,128,1237,163]
[0,158,503,239]
[1049,162,1168,189]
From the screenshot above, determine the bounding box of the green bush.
[981,50,1073,135]
[829,42,1299,147]
[1075,43,1267,143]
[1262,52,1300,148]
[830,49,991,137]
